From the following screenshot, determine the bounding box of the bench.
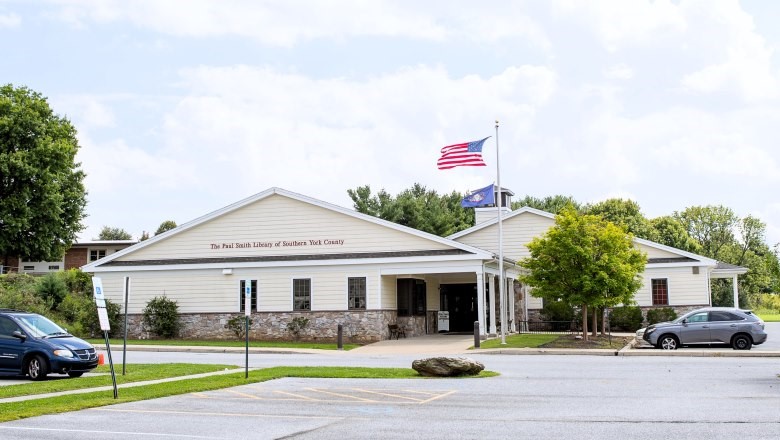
[388,324,406,340]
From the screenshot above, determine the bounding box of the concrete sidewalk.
[94,334,780,357]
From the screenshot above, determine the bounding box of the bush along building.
[81,187,746,342]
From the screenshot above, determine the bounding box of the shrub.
[286,316,310,340]
[646,307,677,325]
[0,273,50,314]
[59,269,93,295]
[540,300,576,322]
[608,306,644,331]
[225,315,252,339]
[36,273,68,309]
[142,296,181,338]
[57,294,122,338]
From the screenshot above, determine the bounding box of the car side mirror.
[681,319,688,325]
[11,330,26,341]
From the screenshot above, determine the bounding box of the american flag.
[437,137,489,170]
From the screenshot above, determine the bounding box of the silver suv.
[642,307,767,350]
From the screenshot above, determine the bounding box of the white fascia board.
[86,253,489,273]
[380,264,485,276]
[448,206,555,240]
[634,237,717,265]
[646,261,717,269]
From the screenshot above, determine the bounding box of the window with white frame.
[239,280,257,313]
[651,279,669,305]
[89,249,106,262]
[293,278,311,311]
[348,277,366,310]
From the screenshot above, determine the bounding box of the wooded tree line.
[349,184,780,308]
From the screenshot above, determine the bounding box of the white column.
[509,278,516,332]
[476,272,485,336]
[732,275,739,308]
[488,274,497,335]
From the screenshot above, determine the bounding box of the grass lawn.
[0,363,234,399]
[754,310,780,322]
[477,333,560,349]
[86,338,360,351]
[0,365,498,422]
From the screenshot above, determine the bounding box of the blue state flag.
[461,184,495,208]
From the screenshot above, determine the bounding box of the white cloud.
[0,12,20,28]
[44,0,551,47]
[553,0,686,51]
[54,95,117,128]
[680,0,778,101]
[603,63,633,80]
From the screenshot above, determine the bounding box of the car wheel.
[67,372,84,378]
[26,355,48,381]
[732,334,752,350]
[658,335,678,350]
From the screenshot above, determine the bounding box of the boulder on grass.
[412,357,484,377]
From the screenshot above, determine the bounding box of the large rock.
[412,357,485,377]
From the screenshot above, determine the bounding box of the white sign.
[97,307,111,331]
[438,311,450,332]
[244,283,251,317]
[92,277,106,308]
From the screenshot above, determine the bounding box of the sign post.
[122,276,130,376]
[92,277,118,399]
[244,283,251,379]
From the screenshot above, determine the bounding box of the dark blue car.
[0,309,98,380]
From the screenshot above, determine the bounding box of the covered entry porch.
[379,262,520,339]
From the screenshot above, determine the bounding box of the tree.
[348,183,474,236]
[0,84,87,263]
[647,216,701,253]
[512,195,582,214]
[675,206,738,260]
[98,226,133,240]
[155,220,177,236]
[519,207,646,340]
[585,198,652,238]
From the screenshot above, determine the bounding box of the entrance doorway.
[439,284,477,332]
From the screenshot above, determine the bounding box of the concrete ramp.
[348,334,474,355]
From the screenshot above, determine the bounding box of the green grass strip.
[754,310,780,322]
[0,364,235,399]
[0,366,498,422]
[477,333,560,349]
[87,338,360,350]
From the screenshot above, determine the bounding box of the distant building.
[1,241,136,275]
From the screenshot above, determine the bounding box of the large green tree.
[585,198,652,238]
[519,206,646,340]
[98,226,133,241]
[0,84,87,263]
[155,220,177,235]
[348,183,474,237]
[512,194,582,214]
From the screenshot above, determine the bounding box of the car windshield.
[15,314,69,338]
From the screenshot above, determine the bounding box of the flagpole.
[496,120,506,345]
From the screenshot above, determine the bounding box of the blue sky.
[2,0,779,248]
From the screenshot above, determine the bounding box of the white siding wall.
[381,275,397,309]
[638,243,686,259]
[122,194,450,261]
[634,266,710,306]
[96,264,390,314]
[456,213,555,261]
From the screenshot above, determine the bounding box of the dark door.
[440,284,477,332]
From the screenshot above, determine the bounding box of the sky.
[2,0,779,247]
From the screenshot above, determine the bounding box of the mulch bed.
[540,335,632,349]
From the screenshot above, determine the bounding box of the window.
[687,312,708,323]
[709,311,742,322]
[293,278,311,311]
[397,279,426,317]
[90,249,106,262]
[23,265,35,271]
[48,265,60,270]
[239,280,257,313]
[348,277,366,310]
[0,316,21,338]
[651,279,668,305]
